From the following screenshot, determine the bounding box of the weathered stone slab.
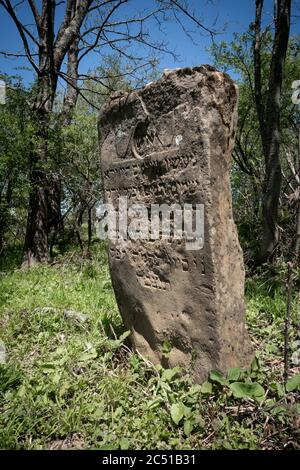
[98,65,253,382]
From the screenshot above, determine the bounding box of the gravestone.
[98,65,253,382]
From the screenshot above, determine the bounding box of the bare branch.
[165,0,217,38]
[28,0,41,33]
[54,0,76,43]
[79,0,127,63]
[0,0,40,74]
[0,50,38,57]
[87,0,124,14]
[80,8,164,39]
[58,71,103,111]
[54,0,93,69]
[77,61,154,81]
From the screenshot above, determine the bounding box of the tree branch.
[54,0,93,69]
[253,0,267,156]
[0,50,38,57]
[79,0,127,63]
[0,0,40,74]
[28,0,41,33]
[166,0,217,38]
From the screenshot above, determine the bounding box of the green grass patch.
[0,247,299,449]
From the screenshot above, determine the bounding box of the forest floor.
[0,242,299,450]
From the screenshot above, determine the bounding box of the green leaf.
[93,403,105,419]
[114,406,123,418]
[229,382,265,401]
[251,356,261,372]
[189,384,202,395]
[223,440,233,450]
[265,398,276,408]
[269,381,284,397]
[147,397,162,410]
[162,367,181,382]
[59,381,70,397]
[170,403,185,425]
[194,415,205,429]
[100,444,118,450]
[183,405,192,419]
[106,339,122,350]
[40,362,56,373]
[52,371,61,385]
[276,382,285,398]
[286,373,300,392]
[200,381,212,394]
[183,420,193,436]
[210,370,229,386]
[162,340,172,359]
[271,406,286,416]
[227,367,241,382]
[78,349,97,362]
[294,404,300,414]
[119,331,131,343]
[119,438,130,450]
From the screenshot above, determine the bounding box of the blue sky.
[0,0,299,87]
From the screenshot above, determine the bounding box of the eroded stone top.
[99,65,238,172]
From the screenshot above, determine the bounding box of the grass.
[0,243,299,450]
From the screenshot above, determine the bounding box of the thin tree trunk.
[23,98,50,265]
[62,36,79,125]
[88,206,93,249]
[260,163,282,262]
[253,0,291,264]
[23,71,55,266]
[44,36,80,256]
[22,0,88,267]
[23,2,57,266]
[23,174,49,266]
[75,207,84,252]
[254,0,267,157]
[295,123,300,260]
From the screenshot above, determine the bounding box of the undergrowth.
[0,244,299,450]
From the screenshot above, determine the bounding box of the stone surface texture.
[99,65,253,383]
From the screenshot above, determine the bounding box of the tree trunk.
[254,0,291,264]
[88,206,93,249]
[75,207,84,252]
[43,35,80,259]
[62,36,79,124]
[295,123,300,260]
[254,0,267,157]
[23,70,56,266]
[23,173,49,266]
[22,0,86,266]
[260,162,282,262]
